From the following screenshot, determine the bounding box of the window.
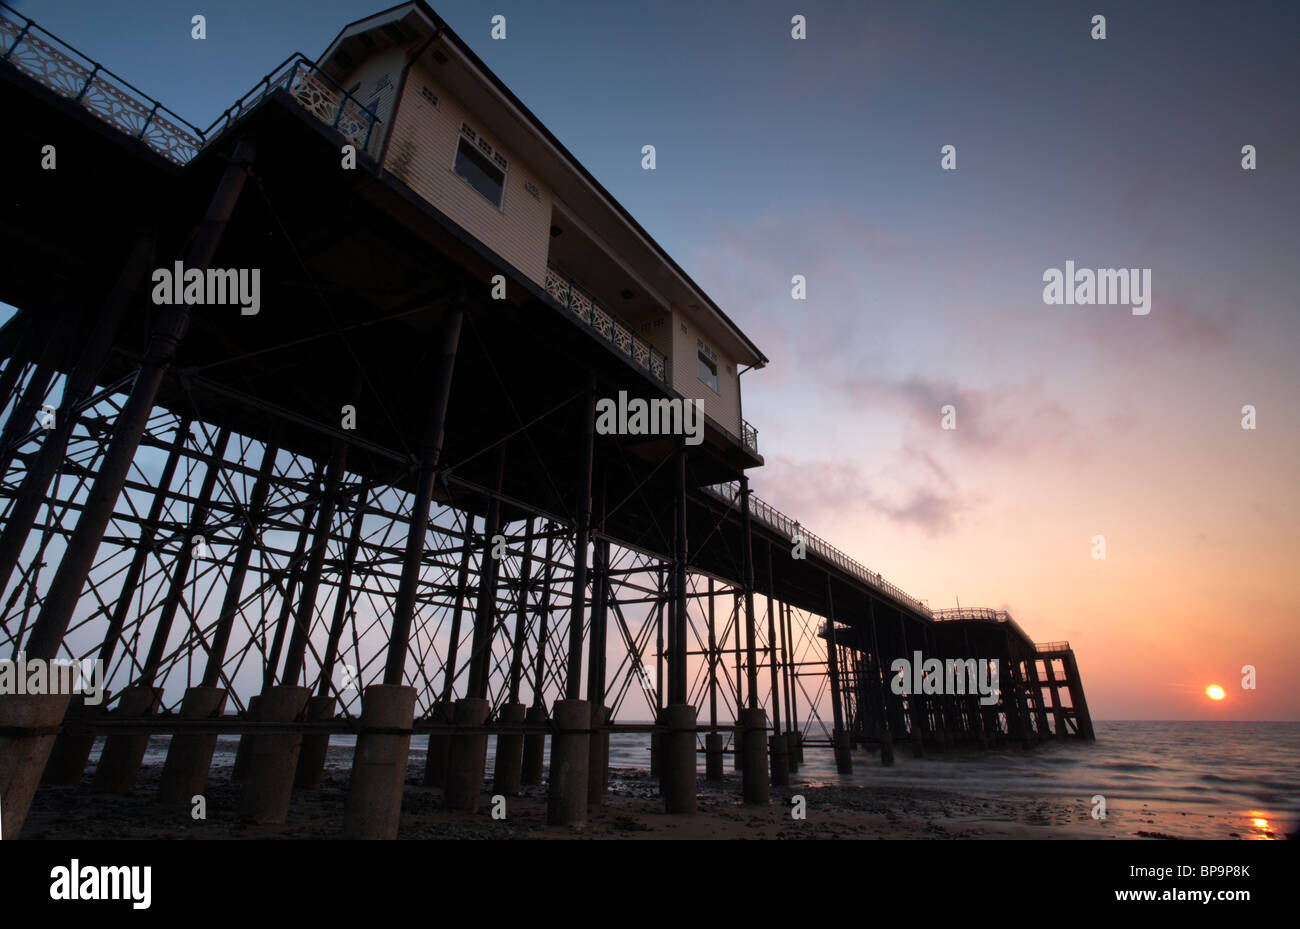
[454,133,506,208]
[698,351,719,393]
[697,338,720,392]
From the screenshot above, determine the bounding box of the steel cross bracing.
[0,367,839,740]
[0,359,1088,750]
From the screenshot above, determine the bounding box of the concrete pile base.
[878,724,895,765]
[739,708,769,804]
[293,694,337,789]
[492,701,526,795]
[343,684,416,839]
[444,697,490,812]
[237,685,310,824]
[833,728,854,773]
[92,685,161,794]
[704,732,724,781]
[421,699,452,787]
[520,703,548,785]
[769,731,790,786]
[0,692,71,839]
[231,694,262,782]
[41,692,107,785]
[157,685,227,805]
[545,699,589,826]
[661,703,698,813]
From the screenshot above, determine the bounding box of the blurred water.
[125,719,1298,838]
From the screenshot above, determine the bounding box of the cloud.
[1057,288,1240,359]
[876,487,961,534]
[753,454,964,538]
[690,208,915,382]
[836,374,1080,457]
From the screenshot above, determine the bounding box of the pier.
[0,1,1092,839]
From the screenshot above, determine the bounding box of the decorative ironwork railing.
[204,54,380,155]
[544,263,669,385]
[932,607,1006,623]
[0,4,379,165]
[700,482,932,617]
[0,2,205,163]
[932,607,1034,646]
[1034,641,1071,653]
[3,4,755,448]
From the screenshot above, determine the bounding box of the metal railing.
[700,481,932,617]
[932,607,1006,623]
[542,265,762,455]
[544,263,670,385]
[932,607,1034,646]
[203,54,379,155]
[0,4,379,165]
[1034,641,1071,653]
[1,2,205,163]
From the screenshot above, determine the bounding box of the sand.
[20,757,1139,840]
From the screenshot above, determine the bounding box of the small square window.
[697,351,719,393]
[454,135,506,209]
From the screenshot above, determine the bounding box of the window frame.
[451,127,508,212]
[697,349,720,394]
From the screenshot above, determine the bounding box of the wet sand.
[22,757,1180,839]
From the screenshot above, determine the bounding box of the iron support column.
[564,379,596,699]
[507,518,535,703]
[137,427,232,687]
[21,138,256,662]
[383,304,462,685]
[280,441,348,687]
[0,235,154,598]
[739,477,760,709]
[825,575,852,773]
[201,442,279,687]
[466,445,506,699]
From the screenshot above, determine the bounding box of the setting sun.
[1206,685,1226,701]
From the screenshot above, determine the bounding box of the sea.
[122,719,1298,839]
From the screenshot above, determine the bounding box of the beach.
[20,721,1295,840]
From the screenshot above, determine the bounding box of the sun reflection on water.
[1245,811,1278,840]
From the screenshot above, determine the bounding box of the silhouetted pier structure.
[823,608,1095,765]
[0,1,1091,838]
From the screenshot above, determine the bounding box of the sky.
[4,0,1298,720]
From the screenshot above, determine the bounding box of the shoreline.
[21,759,1217,840]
